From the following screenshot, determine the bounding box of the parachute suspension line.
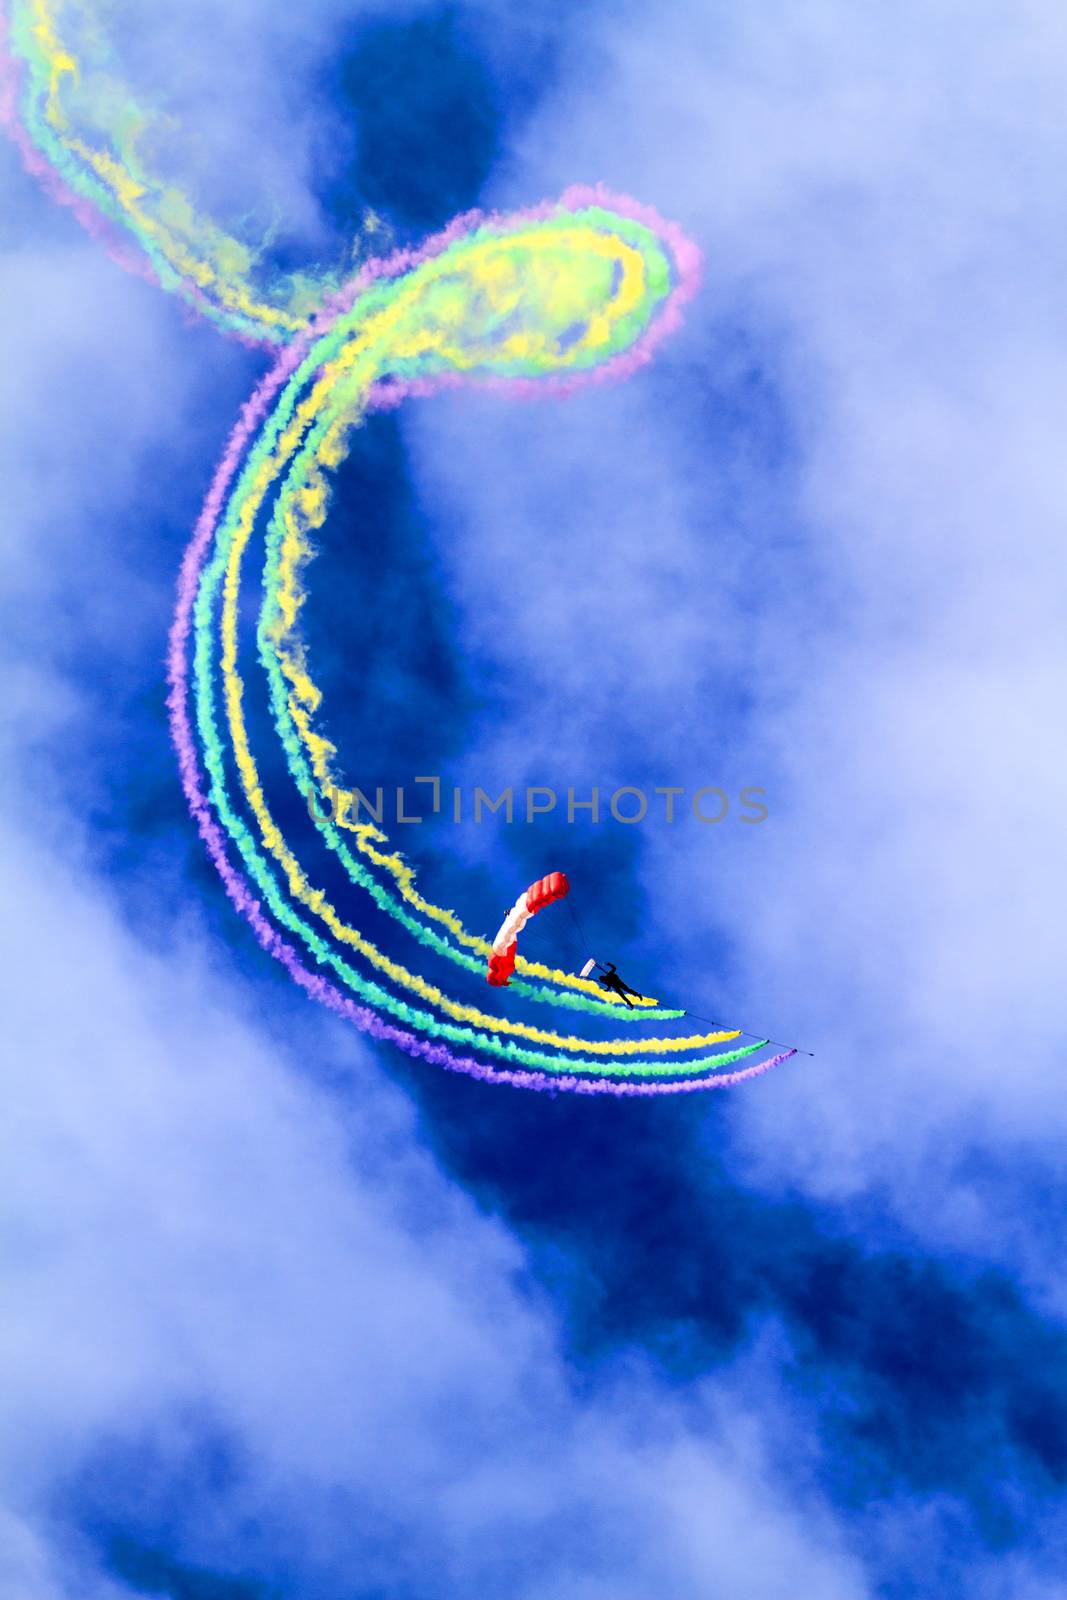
[521,922,583,964]
[681,1010,813,1057]
[565,893,595,962]
[543,884,805,1053]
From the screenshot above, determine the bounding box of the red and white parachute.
[487,871,570,986]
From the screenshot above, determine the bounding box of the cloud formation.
[0,816,877,1600]
[4,3,1067,1595]
[403,0,1067,1288]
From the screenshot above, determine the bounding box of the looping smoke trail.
[0,0,370,343]
[4,0,798,1092]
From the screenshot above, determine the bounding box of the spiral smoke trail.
[3,1,797,1092]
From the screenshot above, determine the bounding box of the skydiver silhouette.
[595,961,644,1008]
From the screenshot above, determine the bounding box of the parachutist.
[594,961,644,1008]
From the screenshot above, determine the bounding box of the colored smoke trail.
[0,0,367,343]
[5,1,798,1091]
[176,193,788,1087]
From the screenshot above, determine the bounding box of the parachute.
[488,872,570,986]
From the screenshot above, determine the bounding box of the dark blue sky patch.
[325,9,504,243]
[106,1535,275,1600]
[67,1415,278,1599]
[300,412,476,786]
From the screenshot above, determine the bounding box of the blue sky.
[2,2,1066,1596]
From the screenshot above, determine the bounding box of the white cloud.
[399,0,1067,1291]
[0,814,872,1599]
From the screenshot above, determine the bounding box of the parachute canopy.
[487,871,570,986]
